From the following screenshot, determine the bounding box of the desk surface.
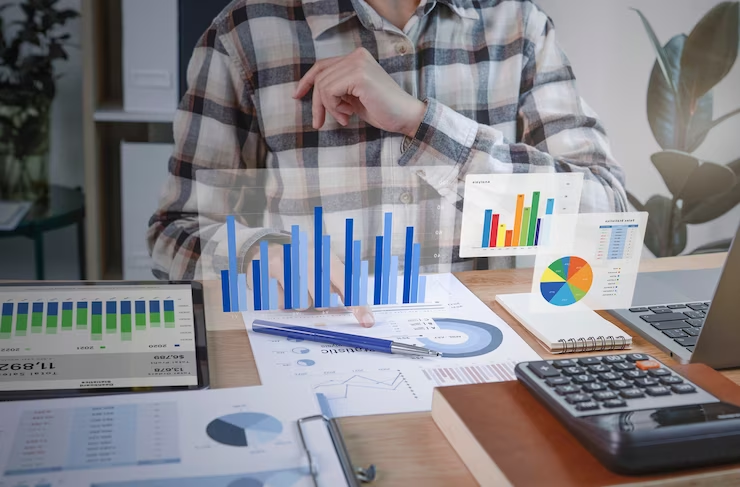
[204,253,733,487]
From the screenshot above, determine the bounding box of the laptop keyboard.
[629,302,710,352]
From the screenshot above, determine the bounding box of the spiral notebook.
[495,293,632,354]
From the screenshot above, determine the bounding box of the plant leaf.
[681,157,740,224]
[650,150,700,197]
[626,191,646,211]
[633,9,676,93]
[690,238,734,255]
[679,2,739,107]
[643,195,686,257]
[679,161,736,205]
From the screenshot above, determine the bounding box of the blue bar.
[418,276,427,304]
[482,209,493,247]
[260,241,270,311]
[291,226,300,309]
[374,236,383,305]
[352,240,361,306]
[381,212,392,305]
[237,273,248,311]
[344,219,353,306]
[283,244,292,310]
[92,302,102,315]
[62,302,73,312]
[226,216,239,312]
[106,301,115,315]
[322,235,331,309]
[403,227,414,304]
[122,301,132,314]
[546,198,555,215]
[33,302,44,314]
[2,303,12,316]
[77,302,87,310]
[135,300,145,315]
[360,260,369,306]
[149,301,160,313]
[389,255,399,305]
[534,218,542,246]
[410,243,421,304]
[314,206,323,308]
[299,232,309,309]
[164,300,174,312]
[19,303,28,314]
[252,260,262,311]
[331,293,340,307]
[269,279,278,311]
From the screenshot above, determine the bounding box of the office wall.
[535,0,740,254]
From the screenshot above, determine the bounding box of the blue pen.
[252,320,443,357]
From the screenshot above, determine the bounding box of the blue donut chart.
[417,318,503,358]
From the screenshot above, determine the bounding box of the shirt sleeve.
[398,6,627,213]
[147,22,281,280]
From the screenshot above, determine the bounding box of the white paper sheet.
[244,273,541,417]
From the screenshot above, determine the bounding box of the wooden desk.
[204,253,732,486]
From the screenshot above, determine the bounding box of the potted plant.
[629,2,740,257]
[0,0,78,202]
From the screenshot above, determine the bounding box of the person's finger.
[314,63,356,126]
[351,305,375,328]
[311,80,327,130]
[293,56,343,99]
[326,253,375,327]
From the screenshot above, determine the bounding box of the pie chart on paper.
[540,256,593,306]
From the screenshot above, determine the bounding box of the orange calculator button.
[636,360,661,370]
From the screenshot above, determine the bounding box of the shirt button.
[396,43,408,55]
[400,192,413,204]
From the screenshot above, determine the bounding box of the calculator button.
[603,399,627,408]
[577,357,602,366]
[555,385,580,395]
[566,394,591,404]
[620,388,646,399]
[545,377,571,387]
[672,384,697,394]
[646,386,672,396]
[647,368,671,377]
[552,359,577,368]
[623,370,647,379]
[583,382,607,392]
[660,376,683,385]
[576,401,600,411]
[626,354,650,362]
[588,364,610,374]
[635,360,661,370]
[528,361,561,378]
[598,372,621,381]
[562,366,586,375]
[572,374,595,384]
[609,380,631,389]
[614,363,636,371]
[602,355,626,363]
[634,377,660,387]
[593,391,618,401]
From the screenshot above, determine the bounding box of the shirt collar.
[303,0,479,40]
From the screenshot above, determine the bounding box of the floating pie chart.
[206,412,283,447]
[540,256,593,306]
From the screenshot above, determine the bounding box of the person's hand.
[246,243,375,327]
[293,47,427,138]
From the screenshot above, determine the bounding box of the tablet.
[0,281,208,400]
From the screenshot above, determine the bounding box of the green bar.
[527,192,540,247]
[46,314,57,334]
[91,314,103,340]
[121,313,132,337]
[62,310,73,329]
[150,312,161,327]
[0,316,11,339]
[135,313,146,329]
[164,311,175,328]
[106,314,117,334]
[32,312,43,333]
[16,313,27,336]
[519,207,531,246]
[121,333,132,341]
[77,309,87,328]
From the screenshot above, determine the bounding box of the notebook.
[495,293,632,353]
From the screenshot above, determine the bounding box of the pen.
[252,320,443,357]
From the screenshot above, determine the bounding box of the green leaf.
[626,192,646,212]
[690,238,734,255]
[633,9,676,94]
[643,195,687,257]
[679,161,736,205]
[679,2,739,108]
[650,151,700,197]
[681,158,740,224]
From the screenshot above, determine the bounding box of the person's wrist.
[402,98,427,138]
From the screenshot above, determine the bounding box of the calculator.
[515,354,740,474]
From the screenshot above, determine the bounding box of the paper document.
[0,386,347,487]
[244,273,540,417]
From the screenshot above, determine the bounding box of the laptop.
[609,224,740,369]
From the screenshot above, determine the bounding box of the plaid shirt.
[148,0,627,280]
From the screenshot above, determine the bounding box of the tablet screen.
[0,283,200,393]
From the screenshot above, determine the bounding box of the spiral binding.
[555,335,628,354]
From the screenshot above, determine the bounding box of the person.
[148,0,627,325]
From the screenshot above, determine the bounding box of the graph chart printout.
[459,173,584,257]
[0,284,198,391]
[529,212,648,312]
[245,273,540,418]
[0,385,347,487]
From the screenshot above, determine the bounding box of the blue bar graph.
[360,261,369,306]
[546,198,555,215]
[226,216,239,312]
[352,240,361,306]
[374,236,383,305]
[299,231,309,309]
[331,293,340,307]
[260,241,270,311]
[403,227,414,304]
[381,212,392,305]
[344,219,354,306]
[237,273,248,311]
[291,225,300,310]
[283,244,292,310]
[418,276,427,304]
[252,260,262,311]
[315,206,323,308]
[2,303,12,316]
[322,235,331,308]
[410,243,421,304]
[135,301,145,314]
[269,279,278,311]
[389,255,399,304]
[63,302,73,312]
[482,209,493,247]
[220,270,231,312]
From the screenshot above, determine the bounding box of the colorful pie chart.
[540,256,593,306]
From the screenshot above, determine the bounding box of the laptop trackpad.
[630,269,722,306]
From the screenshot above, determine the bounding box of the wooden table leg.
[33,232,45,281]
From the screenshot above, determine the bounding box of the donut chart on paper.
[417,318,503,358]
[540,256,593,306]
